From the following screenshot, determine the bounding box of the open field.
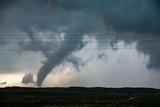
[0,87,160,107]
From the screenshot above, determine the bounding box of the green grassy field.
[0,87,160,107]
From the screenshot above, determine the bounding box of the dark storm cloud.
[45,0,160,33]
[0,0,160,86]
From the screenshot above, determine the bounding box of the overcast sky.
[0,0,160,88]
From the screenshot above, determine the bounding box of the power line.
[0,47,160,50]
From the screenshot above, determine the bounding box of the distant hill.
[0,87,160,107]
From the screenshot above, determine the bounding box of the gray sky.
[0,0,160,88]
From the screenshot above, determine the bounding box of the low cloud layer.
[22,73,35,84]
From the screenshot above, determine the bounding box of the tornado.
[37,35,83,87]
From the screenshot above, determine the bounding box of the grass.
[0,87,160,107]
